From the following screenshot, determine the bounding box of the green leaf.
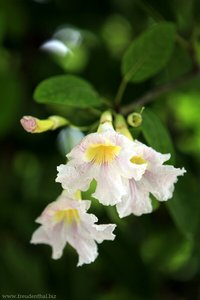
[172,0,194,32]
[141,109,175,163]
[155,44,192,85]
[122,22,176,82]
[140,229,193,273]
[167,175,200,239]
[34,75,102,108]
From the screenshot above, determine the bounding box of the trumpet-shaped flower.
[116,141,186,217]
[56,129,147,206]
[31,192,116,266]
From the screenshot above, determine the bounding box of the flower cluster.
[22,111,186,266]
[56,112,185,218]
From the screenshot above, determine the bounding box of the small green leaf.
[141,109,175,163]
[122,22,176,82]
[34,75,101,108]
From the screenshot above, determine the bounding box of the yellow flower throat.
[86,143,121,164]
[54,209,80,224]
[131,156,147,165]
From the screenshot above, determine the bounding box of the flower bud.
[115,114,133,140]
[98,111,113,132]
[20,115,69,133]
[20,116,38,133]
[127,112,142,127]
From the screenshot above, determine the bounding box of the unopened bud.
[48,116,69,130]
[115,114,133,140]
[98,111,113,132]
[127,112,142,127]
[20,115,69,133]
[20,116,38,133]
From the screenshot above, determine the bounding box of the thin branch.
[114,58,146,110]
[114,78,128,108]
[121,68,200,115]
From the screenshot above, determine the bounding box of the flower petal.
[67,226,98,266]
[116,141,186,217]
[31,222,67,259]
[56,164,92,195]
[143,166,186,201]
[134,140,171,165]
[31,193,116,265]
[31,226,50,245]
[116,179,152,217]
[92,165,127,205]
[91,224,116,243]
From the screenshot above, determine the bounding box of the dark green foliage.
[34,75,101,108]
[122,23,176,82]
[1,0,200,299]
[167,175,200,239]
[141,108,175,163]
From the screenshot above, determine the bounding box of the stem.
[86,107,102,116]
[102,97,113,107]
[114,1,196,114]
[121,68,200,115]
[176,34,190,50]
[114,58,146,108]
[114,78,128,107]
[136,0,164,22]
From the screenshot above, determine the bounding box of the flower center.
[85,143,121,164]
[131,156,147,165]
[54,209,80,224]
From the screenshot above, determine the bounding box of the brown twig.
[121,68,200,115]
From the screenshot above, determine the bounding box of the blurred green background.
[1,0,200,299]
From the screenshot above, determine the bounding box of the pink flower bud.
[20,116,37,133]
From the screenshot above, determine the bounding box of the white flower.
[31,192,116,266]
[56,128,147,206]
[117,141,186,217]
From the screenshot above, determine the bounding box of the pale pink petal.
[49,222,68,259]
[115,141,186,217]
[31,226,50,245]
[68,230,98,266]
[67,215,116,265]
[143,166,186,201]
[91,224,116,243]
[56,164,92,195]
[134,140,171,165]
[31,193,116,265]
[31,223,67,259]
[92,165,126,205]
[116,155,147,181]
[116,179,152,217]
